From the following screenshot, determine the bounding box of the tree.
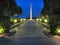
[0,0,22,33]
[42,0,60,35]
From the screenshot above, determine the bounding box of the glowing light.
[56,28,60,33]
[57,30,60,33]
[20,19,23,21]
[44,19,48,22]
[23,19,26,21]
[14,19,17,23]
[36,19,39,21]
[40,19,42,21]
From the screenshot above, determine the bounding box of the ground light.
[36,18,39,21]
[23,19,26,21]
[20,19,23,22]
[0,26,5,34]
[44,19,48,23]
[40,19,42,21]
[14,19,17,23]
[55,27,60,34]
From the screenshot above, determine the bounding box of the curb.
[0,30,16,37]
[43,30,52,37]
[10,22,22,29]
[0,22,22,37]
[41,22,50,29]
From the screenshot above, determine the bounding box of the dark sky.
[15,0,44,18]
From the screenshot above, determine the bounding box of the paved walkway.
[0,20,60,45]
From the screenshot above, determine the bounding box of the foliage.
[0,0,22,33]
[42,0,60,35]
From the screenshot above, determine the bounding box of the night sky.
[15,0,44,18]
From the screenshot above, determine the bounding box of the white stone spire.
[30,3,33,20]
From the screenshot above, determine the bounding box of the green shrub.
[0,26,5,34]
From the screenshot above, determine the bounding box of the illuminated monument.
[30,3,33,20]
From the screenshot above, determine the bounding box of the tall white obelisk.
[30,3,33,20]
